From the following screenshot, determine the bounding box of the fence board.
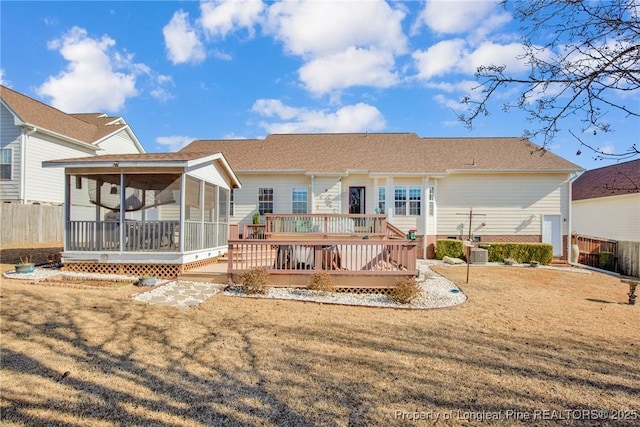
[0,204,63,246]
[618,241,640,278]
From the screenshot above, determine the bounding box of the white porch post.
[386,177,394,224]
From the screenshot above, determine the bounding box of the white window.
[395,186,421,216]
[230,189,235,216]
[428,186,435,216]
[291,187,308,214]
[258,187,273,215]
[377,187,386,214]
[0,148,12,180]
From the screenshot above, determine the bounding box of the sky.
[1,0,638,172]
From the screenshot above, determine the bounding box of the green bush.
[307,272,336,293]
[240,268,270,294]
[436,239,464,260]
[486,243,553,265]
[389,276,421,304]
[599,252,615,271]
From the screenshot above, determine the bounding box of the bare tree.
[459,0,639,160]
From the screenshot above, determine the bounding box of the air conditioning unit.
[470,248,488,264]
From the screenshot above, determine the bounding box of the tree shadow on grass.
[1,284,639,426]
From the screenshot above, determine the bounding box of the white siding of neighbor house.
[436,173,570,238]
[95,128,143,154]
[312,176,341,214]
[25,133,95,204]
[0,104,21,200]
[231,174,311,226]
[572,194,640,242]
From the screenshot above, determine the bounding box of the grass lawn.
[1,261,638,426]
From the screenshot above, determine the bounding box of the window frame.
[377,187,386,214]
[394,185,422,217]
[258,187,274,215]
[0,148,12,180]
[291,186,308,214]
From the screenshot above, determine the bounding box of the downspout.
[567,171,580,262]
[423,175,429,259]
[20,126,37,203]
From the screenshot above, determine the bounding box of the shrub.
[389,276,421,304]
[598,251,615,271]
[486,243,553,265]
[240,268,270,295]
[436,239,464,260]
[307,272,336,293]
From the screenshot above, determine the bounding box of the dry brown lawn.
[1,255,638,426]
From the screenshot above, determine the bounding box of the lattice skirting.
[63,256,220,279]
[335,287,392,295]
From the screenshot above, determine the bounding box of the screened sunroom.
[43,152,240,278]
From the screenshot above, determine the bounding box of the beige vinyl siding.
[572,194,640,242]
[25,134,95,204]
[232,174,310,226]
[0,104,21,200]
[96,129,143,154]
[312,176,341,214]
[436,173,570,237]
[340,175,370,212]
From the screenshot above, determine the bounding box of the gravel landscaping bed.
[223,263,467,309]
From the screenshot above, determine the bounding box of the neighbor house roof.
[180,133,581,174]
[0,85,143,150]
[572,159,640,201]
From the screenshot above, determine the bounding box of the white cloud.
[0,69,8,86]
[199,0,264,38]
[416,0,509,40]
[156,135,196,151]
[299,47,398,94]
[37,27,138,113]
[262,0,406,95]
[163,10,206,65]
[599,144,615,155]
[251,99,385,133]
[413,40,527,81]
[413,39,466,80]
[265,0,406,57]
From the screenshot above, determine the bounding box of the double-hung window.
[394,185,421,216]
[377,187,386,214]
[291,187,308,214]
[258,187,274,215]
[0,148,12,180]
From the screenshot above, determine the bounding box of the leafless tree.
[459,0,639,160]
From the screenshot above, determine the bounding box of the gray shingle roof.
[181,133,581,174]
[572,159,640,201]
[1,85,127,144]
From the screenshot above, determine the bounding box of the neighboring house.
[181,133,582,259]
[572,159,640,242]
[0,85,145,205]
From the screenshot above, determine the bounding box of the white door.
[542,215,562,256]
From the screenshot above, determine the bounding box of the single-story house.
[1,85,145,205]
[180,133,582,259]
[42,152,241,278]
[572,158,640,242]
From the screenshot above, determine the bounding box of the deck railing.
[265,214,387,236]
[228,239,417,276]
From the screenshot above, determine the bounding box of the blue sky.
[1,0,638,171]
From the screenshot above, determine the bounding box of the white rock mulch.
[222,264,467,310]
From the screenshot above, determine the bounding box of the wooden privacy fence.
[575,234,640,277]
[0,204,63,246]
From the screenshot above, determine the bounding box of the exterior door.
[542,215,562,256]
[349,187,365,214]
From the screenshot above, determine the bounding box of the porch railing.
[228,239,417,276]
[67,220,179,252]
